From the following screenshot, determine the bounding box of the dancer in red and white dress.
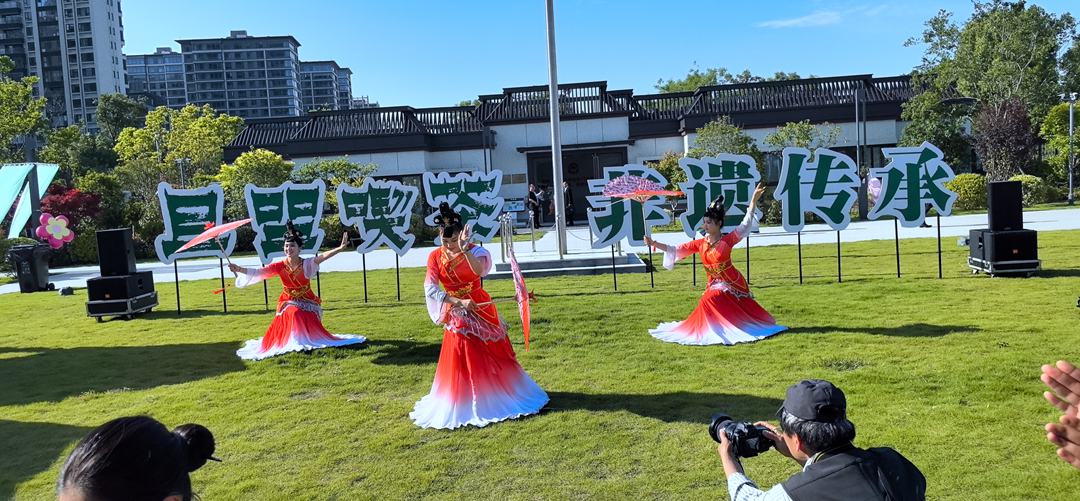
[230,222,366,360]
[410,203,548,429]
[644,185,787,345]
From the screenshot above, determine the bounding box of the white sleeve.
[424,253,448,325]
[470,245,493,277]
[730,209,758,244]
[302,257,319,279]
[234,264,275,289]
[662,240,699,271]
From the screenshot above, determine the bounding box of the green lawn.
[2,231,1079,499]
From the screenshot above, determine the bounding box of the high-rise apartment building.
[177,30,301,119]
[335,65,352,110]
[0,0,126,130]
[126,46,185,108]
[300,60,353,112]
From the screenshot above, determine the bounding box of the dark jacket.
[781,444,925,501]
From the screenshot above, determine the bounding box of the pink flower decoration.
[35,212,75,249]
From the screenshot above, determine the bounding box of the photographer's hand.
[717,430,745,477]
[755,421,794,460]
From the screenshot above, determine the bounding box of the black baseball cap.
[778,379,847,422]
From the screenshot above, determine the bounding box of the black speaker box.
[87,271,155,301]
[968,229,1038,262]
[988,181,1023,231]
[96,228,137,276]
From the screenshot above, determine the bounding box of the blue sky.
[123,0,1077,108]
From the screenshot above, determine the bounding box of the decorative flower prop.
[35,213,75,249]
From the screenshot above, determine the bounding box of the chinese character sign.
[154,182,234,264]
[586,165,672,248]
[867,142,958,228]
[422,170,504,243]
[245,180,327,264]
[337,178,419,256]
[678,154,762,236]
[774,147,860,232]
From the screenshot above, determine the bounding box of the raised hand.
[458,224,472,247]
[1042,360,1080,470]
[338,231,350,250]
[752,183,766,203]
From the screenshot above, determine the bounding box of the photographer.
[718,380,925,501]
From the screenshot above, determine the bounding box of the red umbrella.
[172,219,251,270]
[508,245,532,351]
[602,174,683,203]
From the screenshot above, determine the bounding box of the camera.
[709,414,775,458]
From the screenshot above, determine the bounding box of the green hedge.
[1008,174,1051,207]
[945,173,987,211]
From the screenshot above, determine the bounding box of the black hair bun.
[434,202,461,227]
[173,424,217,472]
[704,194,726,222]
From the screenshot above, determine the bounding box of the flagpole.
[546,0,567,258]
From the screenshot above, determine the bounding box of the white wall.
[628,136,684,164]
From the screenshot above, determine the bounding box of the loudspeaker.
[969,229,1038,262]
[988,181,1023,231]
[96,228,136,276]
[87,271,155,301]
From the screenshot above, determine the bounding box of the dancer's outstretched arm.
[730,184,767,244]
[315,232,351,265]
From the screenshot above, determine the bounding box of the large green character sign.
[678,154,762,236]
[585,165,672,248]
[774,147,860,232]
[154,182,234,264]
[337,178,419,256]
[868,142,958,228]
[422,171,504,243]
[245,180,326,264]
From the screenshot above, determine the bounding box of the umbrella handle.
[214,237,238,277]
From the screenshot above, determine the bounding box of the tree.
[96,94,149,142]
[1062,40,1080,95]
[904,1,1076,135]
[74,171,126,228]
[0,55,47,162]
[1039,103,1077,184]
[656,64,808,93]
[973,97,1038,180]
[291,157,377,209]
[764,120,841,151]
[114,104,244,182]
[687,116,763,166]
[652,151,685,191]
[215,148,293,219]
[456,99,481,107]
[39,126,118,180]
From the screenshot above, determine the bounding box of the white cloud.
[757,10,844,29]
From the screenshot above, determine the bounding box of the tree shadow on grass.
[545,391,783,425]
[0,420,91,499]
[784,323,978,338]
[0,342,245,406]
[362,339,442,366]
[1034,269,1080,278]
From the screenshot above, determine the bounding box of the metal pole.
[174,261,181,316]
[745,232,750,285]
[26,163,41,238]
[836,231,842,283]
[586,208,593,244]
[692,253,697,287]
[263,281,269,311]
[643,203,653,288]
[316,270,321,297]
[530,211,536,252]
[395,253,401,302]
[894,219,901,278]
[362,253,368,303]
[610,245,618,290]
[545,0,568,258]
[936,214,943,279]
[1069,96,1075,205]
[797,231,803,284]
[219,258,227,313]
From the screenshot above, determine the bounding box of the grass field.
[2,230,1079,499]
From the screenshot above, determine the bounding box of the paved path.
[4,208,1078,295]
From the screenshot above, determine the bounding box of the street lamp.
[174,157,190,189]
[1062,92,1076,206]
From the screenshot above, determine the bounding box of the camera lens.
[709,414,732,444]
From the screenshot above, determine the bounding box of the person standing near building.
[527,184,540,229]
[537,186,550,226]
[563,180,575,225]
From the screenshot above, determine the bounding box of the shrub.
[320,214,344,250]
[1008,174,1051,207]
[945,173,987,211]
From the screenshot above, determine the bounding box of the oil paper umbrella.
[172,218,252,273]
[601,174,683,286]
[477,245,536,350]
